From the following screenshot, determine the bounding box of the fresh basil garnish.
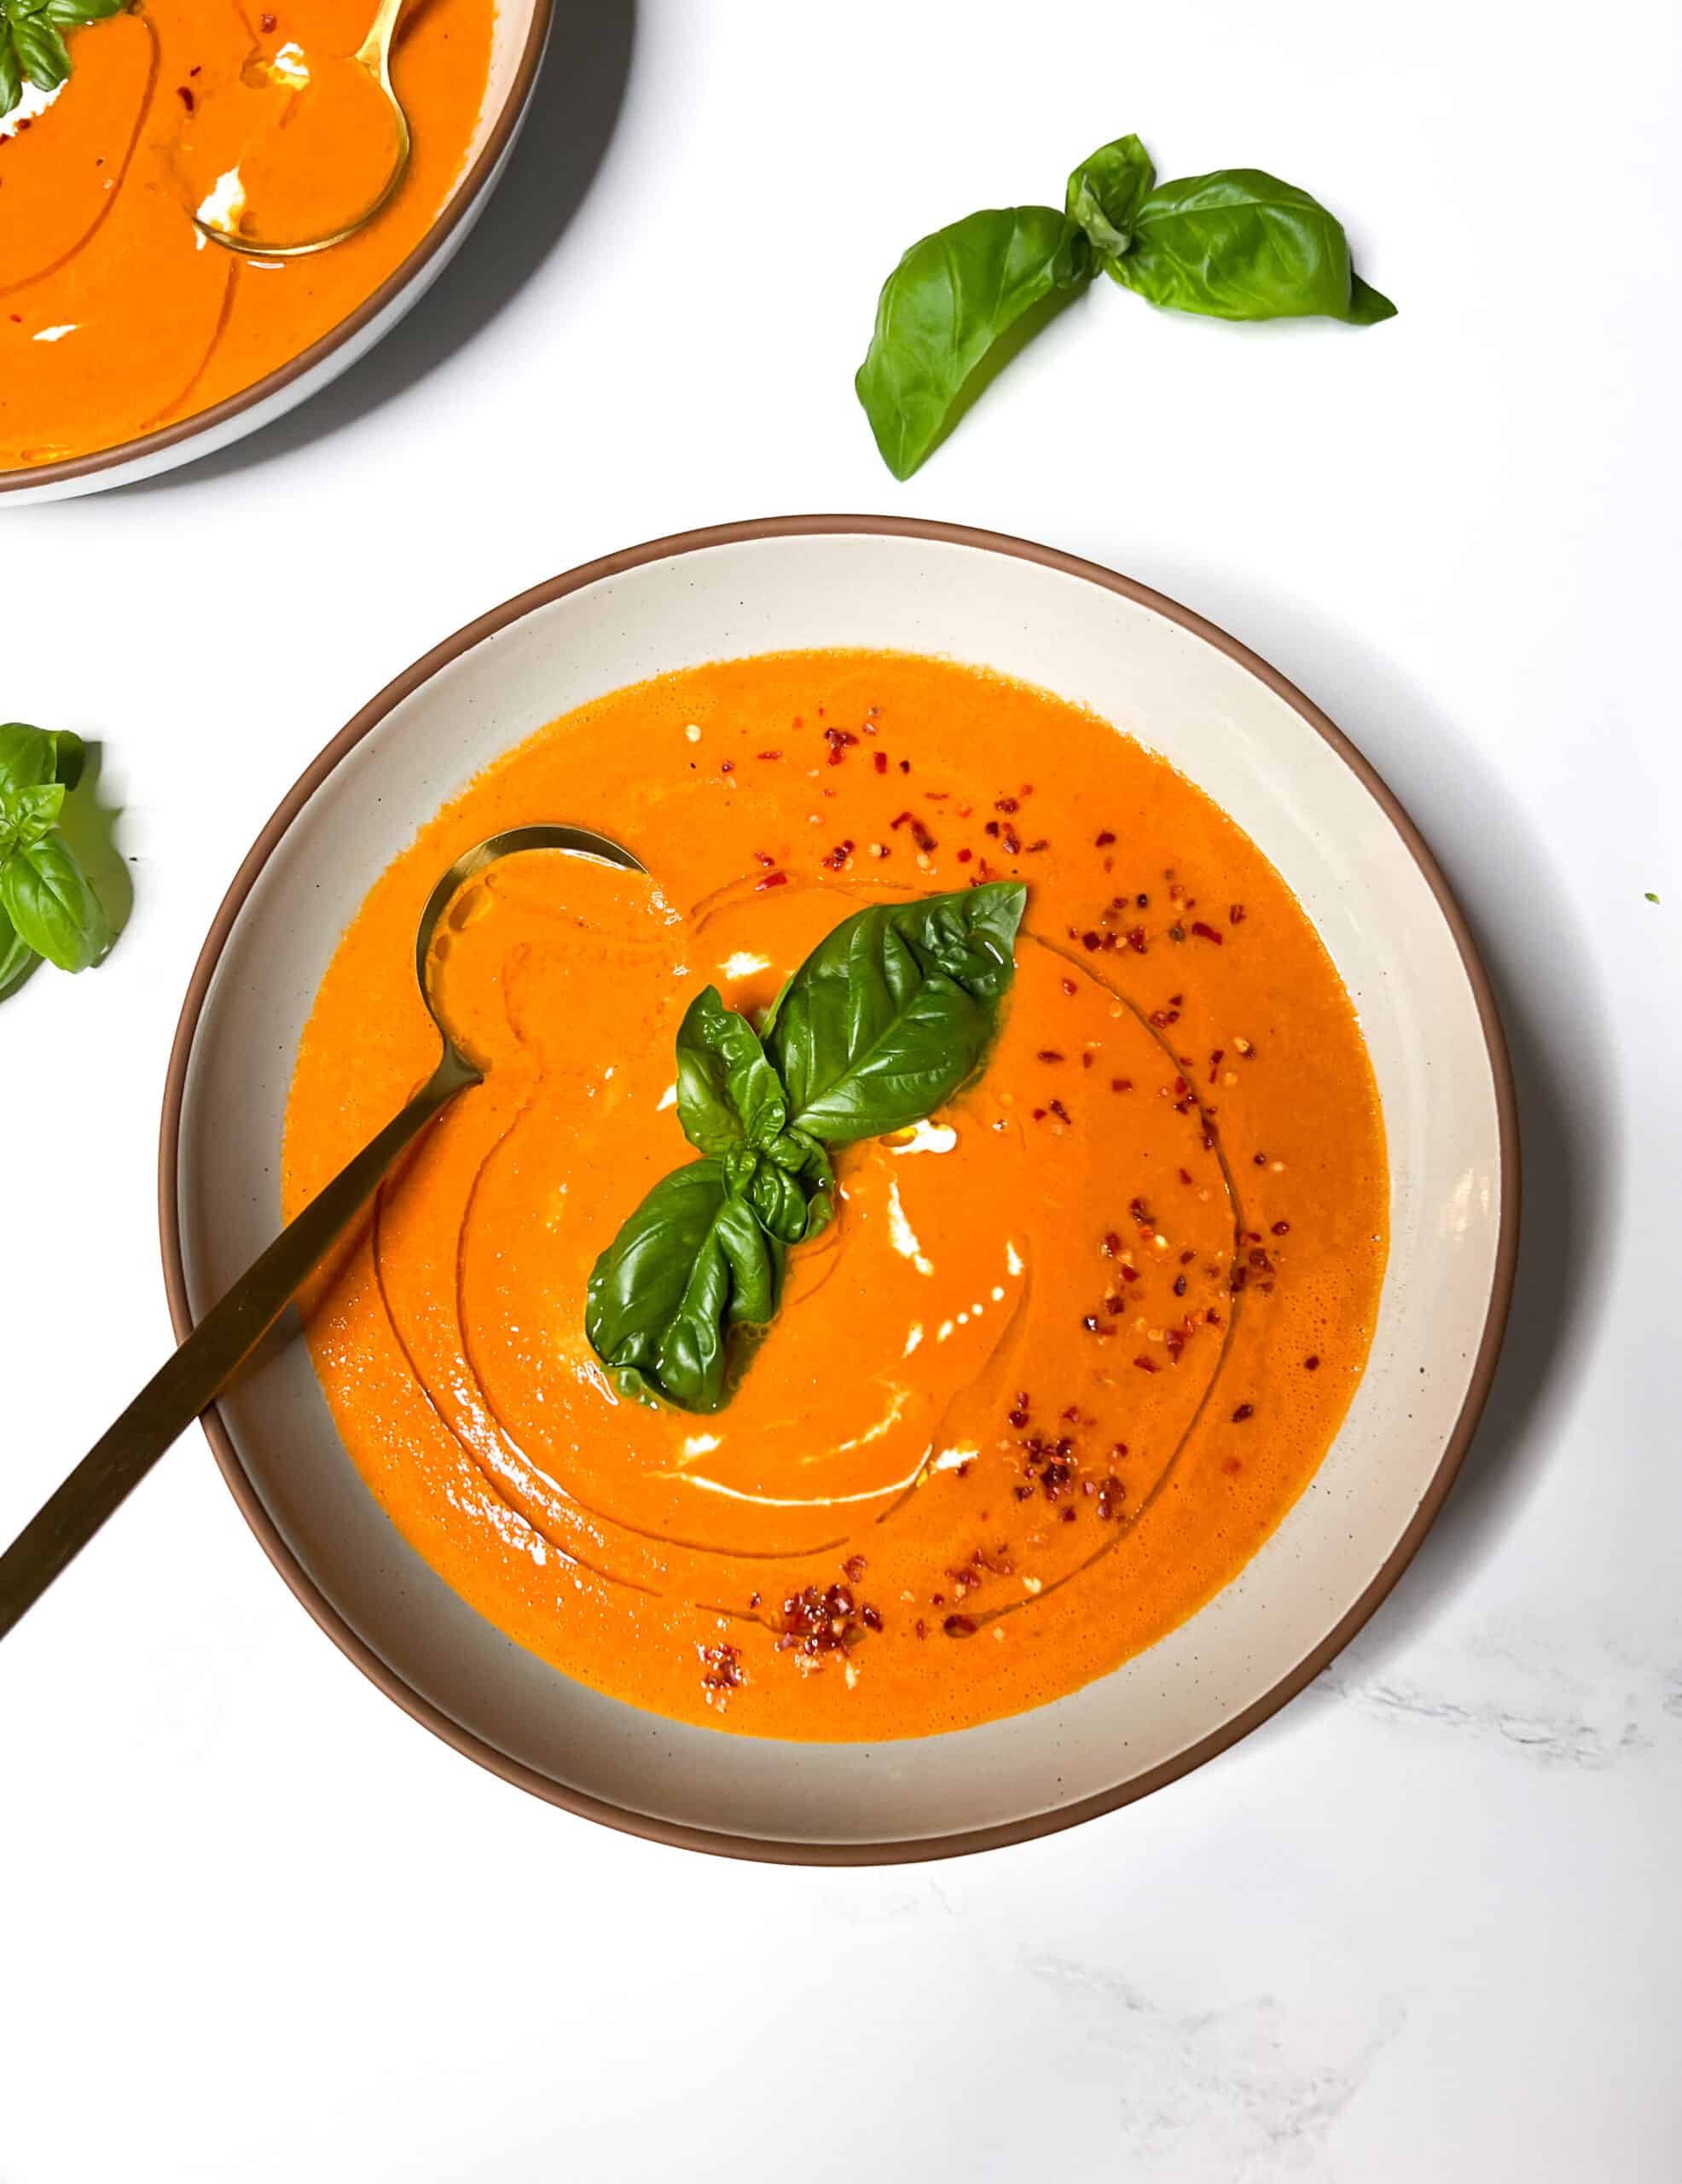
[0,722,110,986]
[0,0,126,120]
[676,985,788,1153]
[857,131,1393,476]
[585,1158,785,1414]
[854,207,1090,481]
[766,882,1026,1143]
[585,883,1025,1411]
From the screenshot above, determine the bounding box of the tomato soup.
[0,0,494,471]
[284,653,1389,1741]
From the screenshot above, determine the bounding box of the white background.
[3,2,1680,2175]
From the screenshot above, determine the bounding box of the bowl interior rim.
[0,0,554,497]
[158,513,1521,1864]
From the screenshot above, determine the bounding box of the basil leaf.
[9,12,67,88]
[855,206,1091,479]
[1346,273,1398,325]
[675,985,786,1154]
[751,1130,835,1244]
[0,833,108,972]
[43,0,127,22]
[1107,169,1391,323]
[0,903,33,997]
[0,780,66,855]
[1065,134,1155,259]
[767,881,1026,1145]
[0,722,84,795]
[0,723,57,796]
[0,0,122,113]
[586,1159,783,1413]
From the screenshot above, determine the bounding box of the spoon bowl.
[0,822,647,1641]
[189,0,415,259]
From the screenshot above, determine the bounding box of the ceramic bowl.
[162,517,1517,1862]
[0,0,552,504]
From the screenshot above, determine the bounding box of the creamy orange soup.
[284,652,1388,1741]
[0,0,494,471]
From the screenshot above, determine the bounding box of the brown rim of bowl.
[158,514,1521,1865]
[0,0,554,499]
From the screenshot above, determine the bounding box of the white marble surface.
[2,1,1679,2174]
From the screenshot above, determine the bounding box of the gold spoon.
[0,825,647,1642]
[192,0,413,259]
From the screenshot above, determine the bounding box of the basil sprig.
[0,0,126,121]
[857,131,1395,478]
[586,882,1026,1412]
[0,722,110,994]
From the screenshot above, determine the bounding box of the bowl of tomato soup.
[0,0,550,499]
[163,518,1517,1859]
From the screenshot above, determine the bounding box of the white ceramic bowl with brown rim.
[161,517,1517,1862]
[0,0,552,506]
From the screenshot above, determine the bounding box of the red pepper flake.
[1062,978,1078,996]
[995,796,1018,814]
[1190,921,1224,945]
[1173,1274,1187,1297]
[1002,828,1022,856]
[753,849,776,867]
[756,870,789,891]
[1038,1049,1065,1063]
[983,819,1000,838]
[1082,931,1102,951]
[1119,1265,1140,1284]
[843,1555,867,1583]
[1229,903,1246,925]
[720,759,734,774]
[824,726,857,765]
[1222,1456,1244,1476]
[259,9,276,24]
[1272,1220,1290,1235]
[755,749,781,761]
[1305,1354,1320,1371]
[956,846,973,863]
[1253,1152,1268,1167]
[1032,1107,1047,1121]
[1231,1403,1255,1422]
[820,839,856,871]
[176,84,196,109]
[942,1614,977,1638]
[1049,1098,1071,1124]
[1094,829,1116,846]
[1126,927,1148,955]
[1082,1314,1104,1333]
[1097,1477,1125,1519]
[1134,1356,1159,1374]
[1101,1231,1122,1257]
[890,810,937,852]
[873,750,888,774]
[898,758,911,774]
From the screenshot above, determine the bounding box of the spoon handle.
[0,1060,473,1644]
